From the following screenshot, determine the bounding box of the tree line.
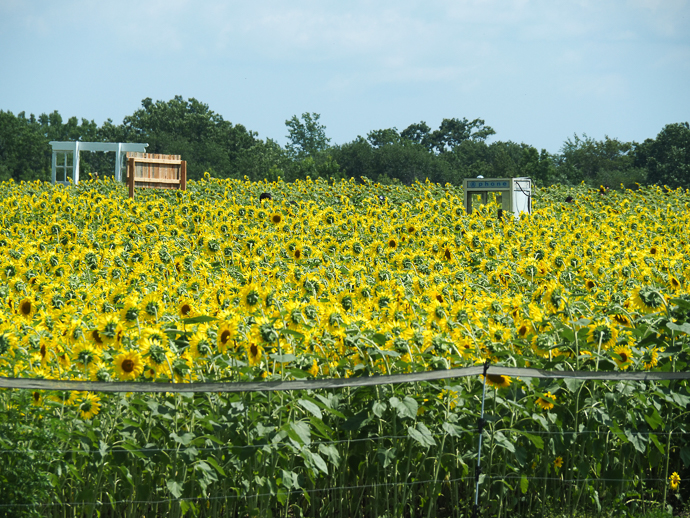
[1,95,688,188]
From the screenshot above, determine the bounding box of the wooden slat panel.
[130,158,185,165]
[126,152,184,198]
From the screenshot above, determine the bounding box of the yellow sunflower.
[17,297,37,320]
[31,391,43,407]
[612,345,632,370]
[245,342,264,367]
[140,337,173,377]
[217,320,238,354]
[483,374,511,389]
[535,391,556,411]
[670,472,681,491]
[113,350,145,380]
[177,297,198,318]
[189,328,215,359]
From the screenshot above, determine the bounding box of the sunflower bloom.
[612,346,632,370]
[536,391,556,411]
[245,342,264,367]
[670,472,681,491]
[17,297,37,320]
[113,350,145,380]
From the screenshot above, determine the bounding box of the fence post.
[472,360,490,518]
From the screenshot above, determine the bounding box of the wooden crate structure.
[126,152,187,198]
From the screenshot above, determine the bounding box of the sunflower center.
[181,304,191,316]
[220,330,231,344]
[250,344,259,357]
[487,374,506,385]
[122,359,135,373]
[20,301,32,316]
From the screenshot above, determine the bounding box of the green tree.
[285,113,330,159]
[235,138,291,182]
[556,133,639,186]
[122,96,257,180]
[332,133,451,185]
[0,111,51,182]
[644,122,690,189]
[402,118,495,153]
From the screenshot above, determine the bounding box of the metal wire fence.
[1,365,688,517]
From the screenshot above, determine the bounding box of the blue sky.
[1,0,688,154]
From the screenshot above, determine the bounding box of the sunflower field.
[1,176,689,517]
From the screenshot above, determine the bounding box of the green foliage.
[0,98,687,189]
[285,112,331,159]
[122,96,257,180]
[643,122,690,189]
[401,117,496,153]
[0,406,55,517]
[558,133,638,186]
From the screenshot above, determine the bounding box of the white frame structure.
[50,141,148,185]
[462,177,532,218]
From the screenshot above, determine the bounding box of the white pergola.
[50,141,148,185]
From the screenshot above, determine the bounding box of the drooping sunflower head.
[484,374,511,389]
[587,322,619,349]
[189,330,215,359]
[78,393,101,420]
[72,342,100,369]
[96,314,122,345]
[120,293,140,322]
[642,346,659,370]
[632,287,664,314]
[141,292,162,321]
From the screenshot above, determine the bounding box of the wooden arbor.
[126,153,187,198]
